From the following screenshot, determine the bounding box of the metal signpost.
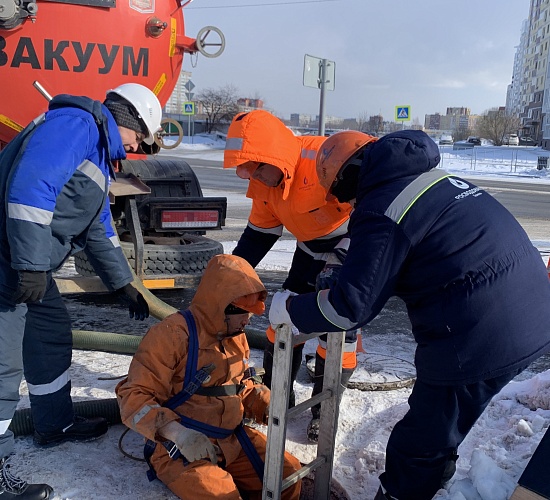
[183,79,195,143]
[303,54,335,136]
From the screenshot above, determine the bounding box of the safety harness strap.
[195,384,245,397]
[235,425,264,481]
[143,309,265,482]
[178,415,234,440]
[145,309,201,481]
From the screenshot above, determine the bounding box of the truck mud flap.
[74,236,223,277]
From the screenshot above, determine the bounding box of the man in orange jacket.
[116,254,301,499]
[224,110,367,442]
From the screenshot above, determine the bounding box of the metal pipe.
[33,81,53,102]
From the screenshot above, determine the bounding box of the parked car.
[466,136,482,146]
[453,141,473,150]
[503,134,519,146]
[453,136,481,150]
[439,134,453,145]
[519,136,538,146]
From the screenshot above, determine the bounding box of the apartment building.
[509,0,550,148]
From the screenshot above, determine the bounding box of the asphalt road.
[176,155,550,243]
[472,178,550,229]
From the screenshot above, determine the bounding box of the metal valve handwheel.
[195,26,225,58]
[155,118,184,149]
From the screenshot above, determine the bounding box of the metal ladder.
[262,324,345,499]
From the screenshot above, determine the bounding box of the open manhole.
[299,472,350,500]
[306,352,416,391]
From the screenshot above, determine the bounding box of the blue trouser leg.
[0,288,27,459]
[379,367,527,500]
[23,275,74,433]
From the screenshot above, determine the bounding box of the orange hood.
[190,254,267,335]
[224,110,303,200]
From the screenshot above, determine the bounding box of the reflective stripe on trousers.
[23,275,74,433]
[0,286,26,458]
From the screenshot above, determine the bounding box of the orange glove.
[243,384,270,425]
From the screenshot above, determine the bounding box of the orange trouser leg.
[158,458,241,500]
[316,345,358,369]
[225,427,302,500]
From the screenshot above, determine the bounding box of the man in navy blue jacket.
[0,83,161,499]
[269,130,550,500]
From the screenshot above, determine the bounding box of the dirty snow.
[10,136,550,500]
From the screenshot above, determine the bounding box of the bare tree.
[196,84,240,133]
[452,125,474,142]
[475,108,521,146]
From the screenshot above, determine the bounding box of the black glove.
[113,284,149,321]
[315,263,342,291]
[315,242,348,291]
[13,271,47,304]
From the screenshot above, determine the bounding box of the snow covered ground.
[12,135,550,500]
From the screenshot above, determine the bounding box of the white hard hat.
[106,83,162,145]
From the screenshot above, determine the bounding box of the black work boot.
[307,352,355,443]
[374,486,396,500]
[33,415,108,447]
[262,341,304,408]
[0,457,53,499]
[440,450,459,486]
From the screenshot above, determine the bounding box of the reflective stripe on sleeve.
[298,222,350,259]
[0,419,12,435]
[225,137,243,151]
[8,203,53,225]
[133,404,160,426]
[317,289,357,330]
[27,369,70,396]
[109,235,121,248]
[248,221,284,237]
[384,169,450,224]
[297,241,331,261]
[301,148,316,160]
[313,220,349,240]
[318,337,357,352]
[77,161,105,192]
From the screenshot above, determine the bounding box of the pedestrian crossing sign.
[395,105,411,121]
[183,102,195,115]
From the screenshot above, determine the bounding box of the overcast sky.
[181,0,529,123]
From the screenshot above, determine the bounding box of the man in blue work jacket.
[269,130,550,500]
[0,83,160,499]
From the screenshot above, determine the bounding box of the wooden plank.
[511,426,550,499]
[55,274,201,293]
[55,276,108,294]
[511,486,547,500]
[108,173,150,203]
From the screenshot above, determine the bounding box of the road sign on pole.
[182,102,195,115]
[395,105,411,122]
[184,80,195,92]
[303,54,335,90]
[303,54,336,136]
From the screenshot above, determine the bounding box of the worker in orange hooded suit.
[224,109,361,442]
[116,254,301,499]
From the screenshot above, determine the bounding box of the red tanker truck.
[0,0,228,286]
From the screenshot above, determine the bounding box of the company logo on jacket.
[448,177,482,200]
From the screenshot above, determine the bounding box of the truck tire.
[120,157,203,197]
[74,236,223,277]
